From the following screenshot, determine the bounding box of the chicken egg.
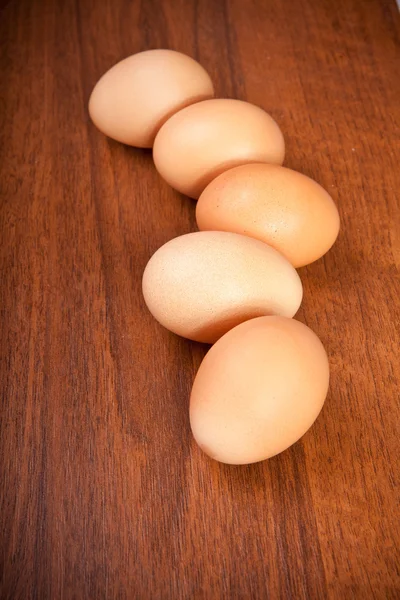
[190,316,329,465]
[196,163,340,267]
[153,99,285,198]
[142,231,302,343]
[89,49,214,147]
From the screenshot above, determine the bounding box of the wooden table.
[1,0,399,598]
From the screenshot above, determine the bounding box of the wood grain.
[1,0,399,598]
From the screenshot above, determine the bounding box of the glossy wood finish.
[1,0,399,597]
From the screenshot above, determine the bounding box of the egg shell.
[196,163,340,267]
[190,316,329,465]
[153,99,285,198]
[88,49,214,147]
[142,231,302,343]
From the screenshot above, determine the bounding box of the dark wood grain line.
[222,0,246,100]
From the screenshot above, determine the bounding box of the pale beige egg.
[196,163,340,268]
[142,232,302,343]
[153,99,285,198]
[88,49,214,147]
[190,316,329,465]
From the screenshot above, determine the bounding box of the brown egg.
[190,316,329,465]
[88,49,214,147]
[196,163,340,268]
[153,99,285,198]
[142,232,302,343]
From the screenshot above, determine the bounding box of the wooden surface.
[1,0,399,598]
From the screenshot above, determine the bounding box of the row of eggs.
[89,49,337,465]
